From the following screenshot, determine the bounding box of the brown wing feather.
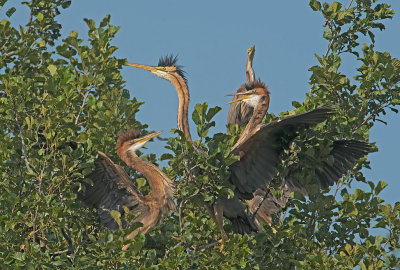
[79,151,148,230]
[230,107,333,199]
[248,140,370,225]
[224,108,332,234]
[285,139,371,193]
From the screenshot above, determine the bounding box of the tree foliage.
[0,0,399,269]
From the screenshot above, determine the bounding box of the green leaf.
[309,0,321,11]
[205,106,221,122]
[100,14,111,27]
[84,18,96,30]
[61,1,72,9]
[106,232,114,243]
[47,65,57,76]
[110,210,122,229]
[323,29,333,40]
[330,2,342,13]
[37,12,44,22]
[375,181,387,195]
[6,7,16,17]
[354,189,364,201]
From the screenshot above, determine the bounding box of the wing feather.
[230,107,333,198]
[79,151,147,230]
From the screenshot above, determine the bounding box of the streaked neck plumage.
[167,73,191,141]
[231,89,270,152]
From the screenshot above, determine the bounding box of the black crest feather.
[158,54,187,84]
[158,54,178,67]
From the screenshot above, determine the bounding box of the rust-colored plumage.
[79,130,175,250]
[127,56,191,141]
[228,78,370,231]
[127,54,370,240]
[227,45,256,127]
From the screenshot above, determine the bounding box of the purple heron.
[79,130,175,250]
[228,80,370,229]
[127,56,191,141]
[126,57,369,241]
[227,45,256,127]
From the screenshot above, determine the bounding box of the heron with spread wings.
[126,56,370,242]
[227,46,371,229]
[79,130,175,250]
[227,81,370,230]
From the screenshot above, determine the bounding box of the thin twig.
[324,0,353,58]
[164,242,183,259]
[194,241,219,251]
[347,0,354,9]
[61,224,74,254]
[14,111,32,172]
[75,85,94,125]
[4,51,16,57]
[26,6,33,34]
[50,249,70,256]
[32,205,39,243]
[178,196,184,234]
[32,158,47,243]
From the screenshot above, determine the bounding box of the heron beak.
[135,131,163,144]
[247,44,255,57]
[226,89,256,104]
[227,95,251,104]
[126,62,159,72]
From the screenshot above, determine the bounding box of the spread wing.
[249,140,370,225]
[79,151,148,230]
[285,139,371,193]
[229,107,333,199]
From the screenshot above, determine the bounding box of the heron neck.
[246,56,255,83]
[169,74,191,141]
[119,151,173,202]
[232,94,270,151]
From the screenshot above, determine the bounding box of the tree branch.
[347,0,354,9]
[61,224,74,254]
[26,5,33,34]
[14,111,32,172]
[194,241,219,251]
[75,85,94,125]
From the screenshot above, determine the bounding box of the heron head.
[127,55,186,82]
[247,45,255,61]
[117,130,162,155]
[227,79,269,108]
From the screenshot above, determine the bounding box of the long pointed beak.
[126,62,158,72]
[247,44,255,56]
[135,131,163,144]
[226,89,255,104]
[227,95,251,104]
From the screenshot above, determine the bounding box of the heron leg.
[256,211,277,233]
[214,203,228,251]
[205,204,227,251]
[121,228,140,251]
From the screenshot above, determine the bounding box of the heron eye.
[158,67,166,71]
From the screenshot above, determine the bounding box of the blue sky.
[6,1,399,205]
